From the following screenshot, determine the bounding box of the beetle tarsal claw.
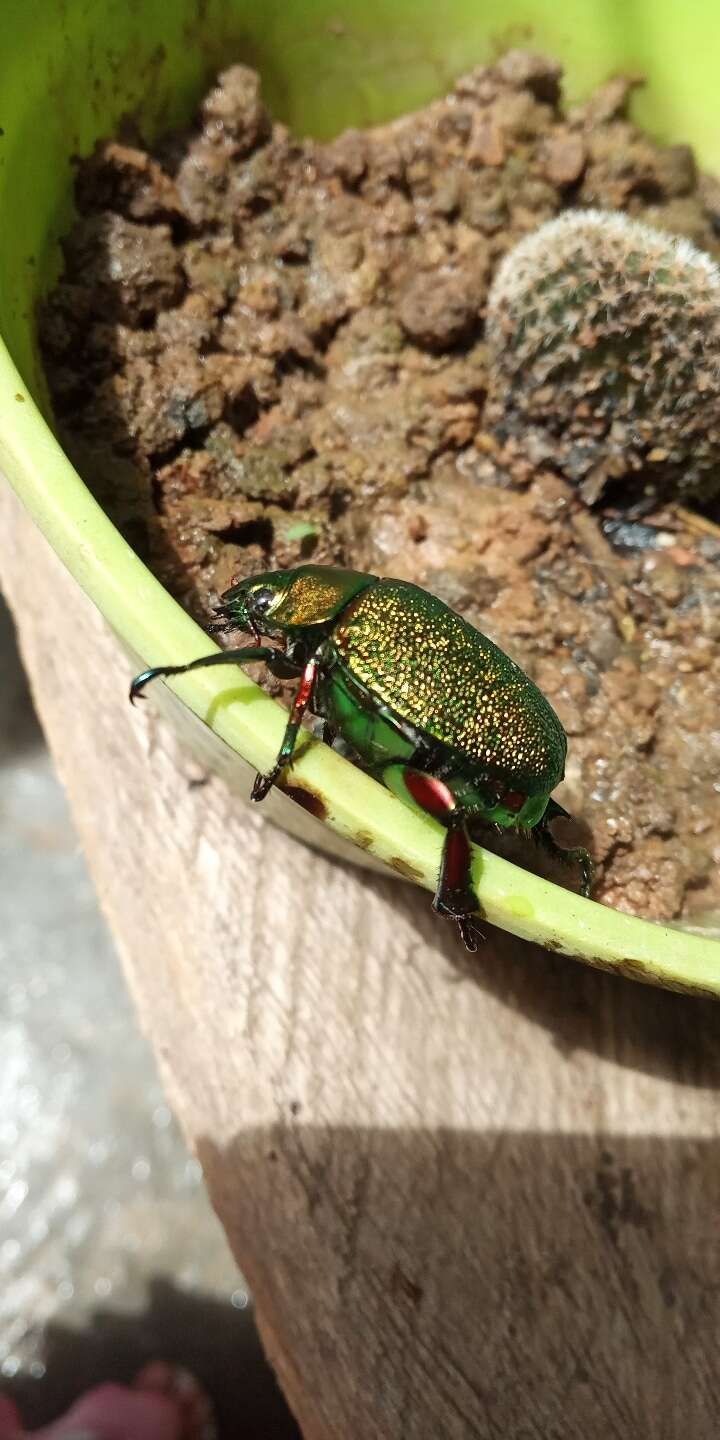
[251,772,274,802]
[457,917,484,952]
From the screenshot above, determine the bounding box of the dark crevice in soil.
[218,517,275,551]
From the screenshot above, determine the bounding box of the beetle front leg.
[382,765,482,952]
[130,645,284,703]
[251,657,319,802]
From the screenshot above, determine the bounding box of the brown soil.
[40,52,720,924]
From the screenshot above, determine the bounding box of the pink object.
[0,1364,215,1440]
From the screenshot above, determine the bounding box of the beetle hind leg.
[382,764,483,952]
[433,812,484,953]
[536,799,594,898]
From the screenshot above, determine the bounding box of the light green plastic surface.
[2,0,720,993]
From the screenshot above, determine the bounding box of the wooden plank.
[3,481,720,1439]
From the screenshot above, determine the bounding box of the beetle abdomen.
[332,578,566,793]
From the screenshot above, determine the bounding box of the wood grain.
[3,480,720,1439]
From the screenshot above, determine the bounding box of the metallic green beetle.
[130,565,592,949]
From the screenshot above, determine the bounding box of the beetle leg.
[536,799,594,898]
[434,811,484,952]
[129,645,285,704]
[382,765,483,952]
[251,657,319,802]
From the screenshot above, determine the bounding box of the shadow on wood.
[200,1126,720,1440]
[386,876,720,1088]
[3,480,720,1440]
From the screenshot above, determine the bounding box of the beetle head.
[211,565,376,639]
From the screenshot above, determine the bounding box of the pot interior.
[2,0,720,979]
[3,0,720,404]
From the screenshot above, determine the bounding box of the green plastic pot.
[2,0,720,993]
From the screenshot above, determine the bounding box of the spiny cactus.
[485,209,720,502]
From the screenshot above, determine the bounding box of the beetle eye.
[250,586,276,615]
